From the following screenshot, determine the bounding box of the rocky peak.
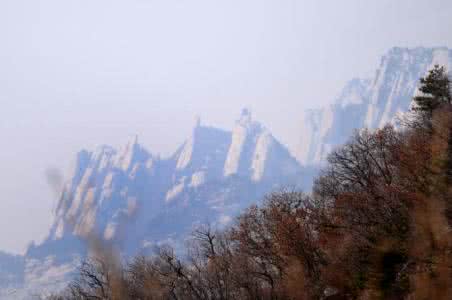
[297,47,452,166]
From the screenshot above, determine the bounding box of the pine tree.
[413,65,451,117]
[414,66,452,224]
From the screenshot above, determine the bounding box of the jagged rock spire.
[238,108,252,125]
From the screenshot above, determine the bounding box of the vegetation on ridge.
[47,66,452,299]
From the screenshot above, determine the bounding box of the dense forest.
[48,66,452,299]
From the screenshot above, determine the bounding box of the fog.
[1,0,451,254]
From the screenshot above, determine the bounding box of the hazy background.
[1,0,452,254]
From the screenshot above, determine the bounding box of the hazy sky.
[1,0,452,254]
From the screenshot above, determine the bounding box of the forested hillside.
[47,67,452,299]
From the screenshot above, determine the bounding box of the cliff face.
[5,109,307,298]
[38,109,305,255]
[2,47,450,299]
[296,47,452,166]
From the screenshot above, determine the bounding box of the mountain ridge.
[1,46,450,298]
[0,109,308,298]
[296,46,452,165]
[39,108,306,253]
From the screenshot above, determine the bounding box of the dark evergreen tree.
[413,66,452,224]
[413,65,451,117]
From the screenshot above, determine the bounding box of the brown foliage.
[51,71,452,299]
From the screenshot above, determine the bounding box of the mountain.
[1,47,451,298]
[2,109,310,298]
[42,109,306,253]
[296,47,452,165]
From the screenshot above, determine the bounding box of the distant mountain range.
[2,109,313,298]
[42,108,308,256]
[1,47,451,299]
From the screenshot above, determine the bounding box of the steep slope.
[2,46,449,298]
[8,110,306,298]
[297,47,452,165]
[41,109,304,251]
